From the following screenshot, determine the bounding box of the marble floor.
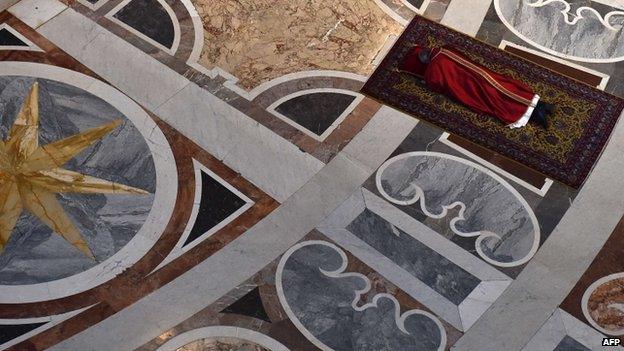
[0,0,623,350]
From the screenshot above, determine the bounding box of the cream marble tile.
[8,0,67,29]
[0,0,19,12]
[454,260,588,351]
[441,0,491,36]
[340,105,417,174]
[154,83,324,202]
[521,309,567,351]
[38,9,190,111]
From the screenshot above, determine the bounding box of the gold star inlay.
[0,82,149,259]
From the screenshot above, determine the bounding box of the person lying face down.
[399,44,554,128]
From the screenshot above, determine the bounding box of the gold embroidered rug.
[361,15,624,188]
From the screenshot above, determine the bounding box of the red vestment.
[400,46,539,127]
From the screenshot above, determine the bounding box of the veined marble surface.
[111,0,176,50]
[172,338,270,351]
[582,273,624,335]
[495,0,624,62]
[376,152,539,267]
[277,241,446,351]
[346,209,482,305]
[192,0,403,89]
[0,77,156,284]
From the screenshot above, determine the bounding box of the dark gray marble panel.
[113,0,175,50]
[279,242,445,351]
[347,209,481,305]
[554,335,591,351]
[0,77,156,284]
[0,28,26,47]
[184,170,248,246]
[0,322,45,344]
[407,0,425,8]
[275,92,356,136]
[476,4,507,47]
[220,287,270,322]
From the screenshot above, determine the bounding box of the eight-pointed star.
[0,82,149,259]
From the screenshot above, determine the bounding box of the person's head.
[418,47,431,64]
[399,45,431,76]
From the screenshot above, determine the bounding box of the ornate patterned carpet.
[361,15,624,188]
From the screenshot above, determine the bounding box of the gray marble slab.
[275,92,356,136]
[112,0,175,49]
[376,151,539,267]
[346,209,481,305]
[0,77,155,284]
[554,335,592,351]
[496,0,624,61]
[278,241,445,351]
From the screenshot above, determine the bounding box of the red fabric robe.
[400,46,538,125]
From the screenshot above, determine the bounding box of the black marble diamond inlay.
[0,27,27,47]
[0,322,46,344]
[113,0,175,49]
[183,170,248,246]
[554,335,591,351]
[275,92,356,137]
[220,287,271,322]
[406,0,425,8]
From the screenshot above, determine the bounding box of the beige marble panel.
[192,0,403,89]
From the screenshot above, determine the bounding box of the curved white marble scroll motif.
[529,0,624,30]
[376,152,540,267]
[582,272,624,336]
[276,240,447,351]
[495,0,624,62]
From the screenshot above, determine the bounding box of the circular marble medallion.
[0,62,177,303]
[582,272,624,335]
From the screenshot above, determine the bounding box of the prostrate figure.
[399,45,554,128]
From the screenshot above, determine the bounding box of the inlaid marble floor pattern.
[0,0,622,350]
